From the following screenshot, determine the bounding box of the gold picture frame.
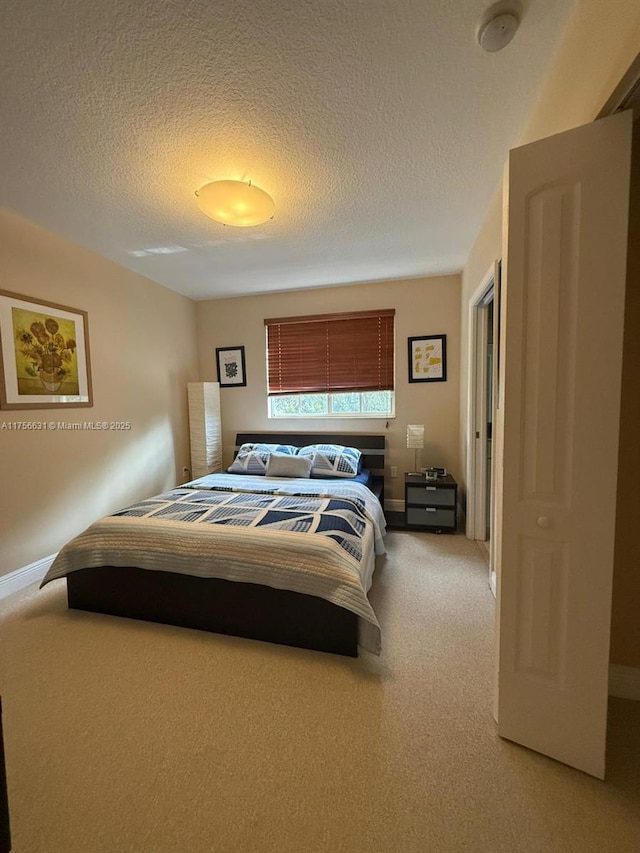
[0,289,93,409]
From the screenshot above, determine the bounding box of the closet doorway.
[466,261,500,595]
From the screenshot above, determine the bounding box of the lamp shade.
[406,424,425,449]
[406,424,424,475]
[187,382,222,479]
[195,180,275,227]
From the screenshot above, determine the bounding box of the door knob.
[537,516,551,529]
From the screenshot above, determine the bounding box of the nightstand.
[404,473,457,532]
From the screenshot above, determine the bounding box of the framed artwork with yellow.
[408,334,447,383]
[0,289,93,409]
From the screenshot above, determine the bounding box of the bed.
[41,433,386,657]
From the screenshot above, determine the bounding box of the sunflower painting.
[0,290,92,409]
[13,308,80,395]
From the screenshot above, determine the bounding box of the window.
[268,390,395,418]
[265,309,395,418]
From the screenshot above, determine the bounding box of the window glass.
[268,391,394,419]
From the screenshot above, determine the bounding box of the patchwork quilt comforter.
[41,475,386,653]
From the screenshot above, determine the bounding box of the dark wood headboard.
[234,432,385,470]
[234,432,386,504]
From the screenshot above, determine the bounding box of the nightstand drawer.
[406,485,456,507]
[406,507,456,528]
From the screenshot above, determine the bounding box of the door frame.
[466,260,500,549]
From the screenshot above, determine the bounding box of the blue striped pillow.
[297,444,361,478]
[227,443,298,475]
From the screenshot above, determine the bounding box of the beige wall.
[459,1,640,667]
[196,275,461,503]
[461,0,640,493]
[611,114,640,666]
[0,210,199,578]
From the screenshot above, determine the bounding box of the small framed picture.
[408,334,447,383]
[216,346,247,388]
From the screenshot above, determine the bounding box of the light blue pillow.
[228,443,298,475]
[266,452,312,478]
[297,444,361,478]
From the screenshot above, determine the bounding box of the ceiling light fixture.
[477,9,520,52]
[195,179,275,227]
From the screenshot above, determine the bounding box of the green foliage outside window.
[269,391,393,418]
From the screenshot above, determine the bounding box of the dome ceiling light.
[195,179,275,227]
[477,9,520,52]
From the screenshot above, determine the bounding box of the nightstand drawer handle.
[426,507,437,512]
[426,486,436,491]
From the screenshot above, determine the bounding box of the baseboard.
[0,553,56,600]
[609,665,640,701]
[385,499,404,513]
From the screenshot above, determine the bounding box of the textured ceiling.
[0,0,576,299]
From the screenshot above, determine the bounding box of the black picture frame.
[408,334,447,383]
[216,346,247,387]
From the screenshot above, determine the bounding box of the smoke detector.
[478,11,520,52]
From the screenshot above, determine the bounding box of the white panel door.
[496,111,632,778]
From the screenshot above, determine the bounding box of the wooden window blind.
[265,309,395,396]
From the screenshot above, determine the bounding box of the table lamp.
[406,424,424,475]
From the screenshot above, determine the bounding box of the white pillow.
[266,452,312,478]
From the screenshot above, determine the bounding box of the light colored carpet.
[1,530,638,853]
